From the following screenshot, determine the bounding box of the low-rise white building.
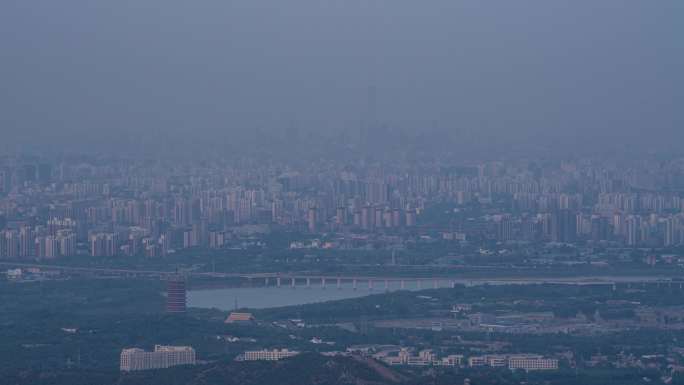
[6,269,22,280]
[485,355,508,368]
[242,349,299,361]
[468,356,487,367]
[435,355,464,367]
[381,349,462,367]
[508,355,559,371]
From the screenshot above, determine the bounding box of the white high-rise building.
[58,231,76,257]
[120,345,196,372]
[626,215,641,246]
[44,236,60,259]
[5,230,19,258]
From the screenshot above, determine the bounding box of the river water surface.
[188,275,671,310]
[188,282,408,310]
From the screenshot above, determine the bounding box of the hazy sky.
[1,1,682,155]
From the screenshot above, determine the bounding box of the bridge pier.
[353,279,357,290]
[321,278,326,289]
[400,280,405,290]
[265,277,269,287]
[277,277,281,288]
[291,277,296,289]
[368,280,374,290]
[450,280,456,288]
[306,277,311,288]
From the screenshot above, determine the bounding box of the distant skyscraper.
[90,234,105,257]
[353,211,361,227]
[590,216,610,242]
[105,233,119,256]
[44,236,59,259]
[37,163,52,184]
[405,209,416,227]
[307,207,317,233]
[392,209,402,228]
[367,181,389,204]
[359,86,377,147]
[90,233,119,257]
[383,208,393,228]
[58,231,76,257]
[626,215,641,246]
[551,209,576,243]
[159,233,171,256]
[19,226,33,258]
[0,231,8,258]
[271,200,283,223]
[173,198,190,226]
[361,206,371,230]
[0,168,10,194]
[496,217,514,242]
[5,230,19,258]
[664,217,679,246]
[335,207,346,225]
[374,207,383,229]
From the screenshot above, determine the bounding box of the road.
[0,261,677,287]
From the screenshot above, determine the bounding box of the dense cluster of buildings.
[120,345,196,372]
[375,348,558,371]
[468,354,559,371]
[0,226,75,259]
[3,156,684,259]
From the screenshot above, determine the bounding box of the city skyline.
[1,1,682,384]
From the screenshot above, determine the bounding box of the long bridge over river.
[1,262,681,291]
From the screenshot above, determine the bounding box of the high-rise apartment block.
[120,345,196,371]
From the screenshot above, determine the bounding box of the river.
[188,282,410,310]
[188,275,673,310]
